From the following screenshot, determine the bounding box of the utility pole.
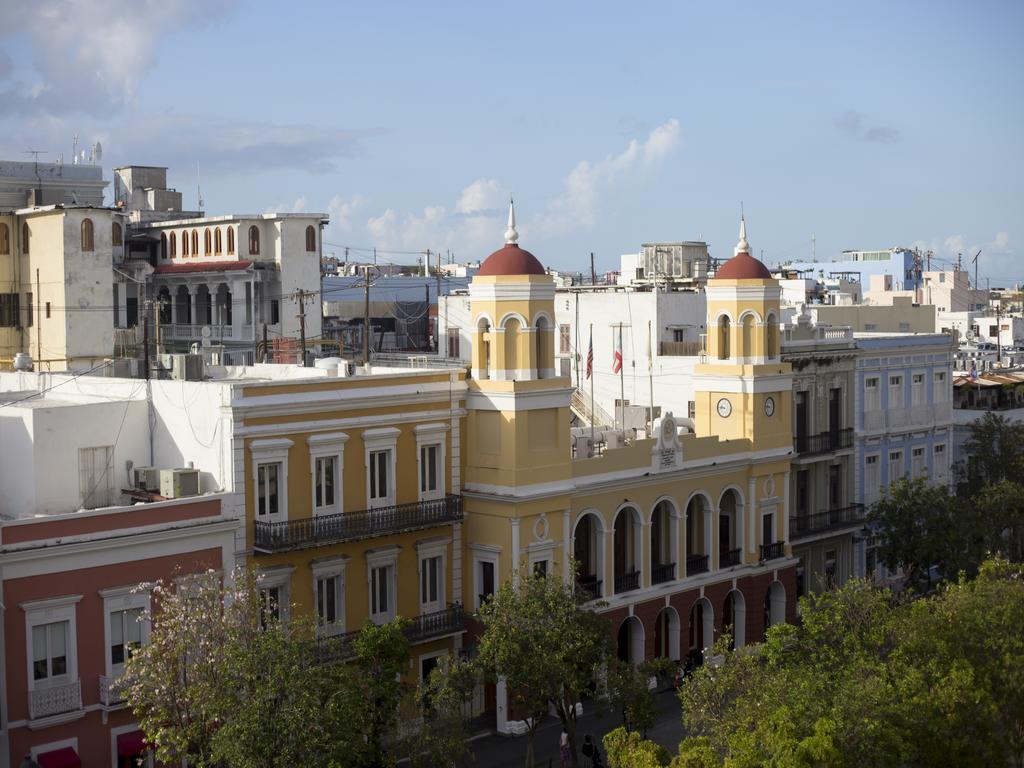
[362,266,371,366]
[262,322,269,363]
[590,252,596,286]
[972,250,982,291]
[291,289,313,366]
[143,300,151,381]
[436,248,442,351]
[425,283,431,350]
[35,268,41,364]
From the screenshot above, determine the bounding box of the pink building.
[0,496,238,767]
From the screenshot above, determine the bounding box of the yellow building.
[461,210,797,732]
[242,364,469,682]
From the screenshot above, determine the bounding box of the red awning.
[37,747,81,768]
[117,730,148,756]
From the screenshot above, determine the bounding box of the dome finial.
[735,212,750,256]
[504,196,519,244]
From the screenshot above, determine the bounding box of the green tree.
[475,567,614,768]
[400,655,479,768]
[959,411,1024,493]
[603,657,675,736]
[603,726,670,768]
[867,475,975,587]
[973,479,1024,561]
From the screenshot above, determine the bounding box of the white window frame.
[414,423,448,502]
[307,432,348,517]
[416,538,449,614]
[527,541,557,577]
[31,737,79,764]
[367,546,400,624]
[110,723,153,768]
[418,649,448,684]
[888,375,903,408]
[911,371,925,405]
[311,555,347,636]
[864,377,880,411]
[471,545,501,610]
[363,427,400,509]
[911,446,926,478]
[889,450,904,481]
[251,438,293,522]
[257,566,294,623]
[22,595,82,693]
[934,371,948,402]
[864,454,881,504]
[100,586,150,680]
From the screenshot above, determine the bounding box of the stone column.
[189,286,198,329]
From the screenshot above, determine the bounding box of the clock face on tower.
[717,398,732,418]
[764,396,776,417]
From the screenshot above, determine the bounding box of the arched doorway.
[175,285,191,325]
[764,580,786,636]
[573,512,603,600]
[717,315,730,359]
[687,598,714,670]
[685,495,711,576]
[718,489,742,568]
[476,318,491,379]
[650,499,677,584]
[617,616,644,665]
[741,313,756,361]
[535,315,550,378]
[613,506,641,593]
[653,607,680,661]
[503,317,520,377]
[722,589,746,649]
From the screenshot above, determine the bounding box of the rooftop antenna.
[196,162,204,210]
[92,141,102,165]
[23,150,46,203]
[972,250,982,290]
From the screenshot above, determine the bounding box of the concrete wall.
[813,298,936,333]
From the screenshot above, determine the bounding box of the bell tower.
[463,201,572,490]
[692,218,792,450]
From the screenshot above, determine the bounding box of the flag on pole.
[612,328,623,374]
[586,328,593,379]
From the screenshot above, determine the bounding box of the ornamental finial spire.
[735,213,750,256]
[504,197,519,244]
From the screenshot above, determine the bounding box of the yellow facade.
[240,367,469,680]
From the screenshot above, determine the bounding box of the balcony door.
[828,387,841,439]
[795,391,808,451]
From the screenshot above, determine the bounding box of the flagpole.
[647,319,654,436]
[619,324,625,433]
[589,323,595,449]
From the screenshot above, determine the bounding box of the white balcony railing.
[864,410,886,431]
[166,324,245,340]
[99,674,126,706]
[29,680,82,720]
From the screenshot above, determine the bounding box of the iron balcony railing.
[760,541,786,561]
[651,562,676,585]
[254,495,463,552]
[794,428,853,456]
[686,554,710,576]
[614,570,640,593]
[575,575,602,601]
[790,503,866,541]
[720,548,742,568]
[316,603,465,663]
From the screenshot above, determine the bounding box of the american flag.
[612,328,623,374]
[586,328,593,379]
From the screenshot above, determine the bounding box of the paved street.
[465,689,685,768]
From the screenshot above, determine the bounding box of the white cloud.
[327,194,367,231]
[0,0,235,115]
[537,118,681,234]
[456,178,503,214]
[263,195,308,215]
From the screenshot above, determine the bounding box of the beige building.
[0,205,126,371]
[811,297,936,334]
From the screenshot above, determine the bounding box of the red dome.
[714,251,772,280]
[478,244,546,277]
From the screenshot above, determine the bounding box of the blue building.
[853,332,955,579]
[783,248,919,292]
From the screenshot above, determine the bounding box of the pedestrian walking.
[581,733,595,768]
[559,730,572,767]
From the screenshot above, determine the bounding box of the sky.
[0,0,1022,285]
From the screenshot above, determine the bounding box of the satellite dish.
[94,141,103,162]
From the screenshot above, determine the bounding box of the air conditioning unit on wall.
[160,468,200,498]
[133,466,159,491]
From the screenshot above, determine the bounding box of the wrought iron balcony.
[790,503,866,541]
[614,570,640,593]
[575,575,602,601]
[98,674,126,707]
[29,680,82,720]
[794,428,853,456]
[254,495,463,552]
[651,562,676,585]
[686,554,710,576]
[760,541,786,561]
[317,603,465,663]
[720,548,742,567]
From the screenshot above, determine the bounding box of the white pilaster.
[510,517,520,586]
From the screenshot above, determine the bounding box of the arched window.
[160,232,168,259]
[535,316,550,378]
[0,222,9,255]
[22,222,29,254]
[227,227,235,255]
[504,318,520,375]
[112,221,123,247]
[204,228,212,256]
[767,314,779,360]
[191,230,199,256]
[169,232,177,257]
[742,315,756,360]
[717,316,730,360]
[249,225,260,255]
[305,225,316,252]
[81,218,95,251]
[215,228,222,255]
[182,230,189,256]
